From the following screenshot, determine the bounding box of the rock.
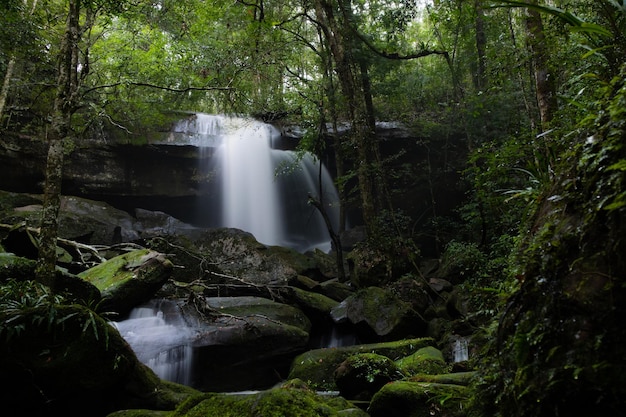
[0,301,198,417]
[0,252,101,304]
[288,337,435,390]
[179,296,312,391]
[319,278,354,301]
[181,228,325,285]
[334,353,404,400]
[429,277,453,292]
[137,379,368,417]
[78,249,173,315]
[330,286,427,340]
[368,381,469,417]
[395,346,449,376]
[408,371,476,386]
[388,275,434,314]
[286,286,340,324]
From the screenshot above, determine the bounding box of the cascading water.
[170,114,340,252]
[452,337,469,362]
[112,299,196,386]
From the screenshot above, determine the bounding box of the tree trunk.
[35,0,81,288]
[525,3,556,130]
[313,0,381,231]
[474,0,487,91]
[0,58,16,122]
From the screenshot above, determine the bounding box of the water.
[112,300,196,385]
[453,337,469,362]
[171,114,340,252]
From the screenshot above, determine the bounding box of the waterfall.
[112,300,196,386]
[171,114,340,252]
[452,337,469,362]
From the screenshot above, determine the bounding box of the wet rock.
[368,381,468,417]
[395,346,449,376]
[288,338,435,391]
[0,302,198,417]
[330,286,427,340]
[79,249,173,315]
[334,353,404,400]
[125,379,368,417]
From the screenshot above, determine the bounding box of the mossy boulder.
[330,286,427,340]
[288,337,435,390]
[368,381,469,417]
[285,286,339,324]
[408,371,476,386]
[0,251,37,280]
[334,353,404,400]
[0,303,198,417]
[395,346,449,376]
[159,379,368,417]
[79,249,173,315]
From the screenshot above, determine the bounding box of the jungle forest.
[1,0,625,416]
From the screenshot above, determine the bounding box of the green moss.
[408,371,476,385]
[106,411,170,417]
[395,346,449,375]
[0,252,36,280]
[79,249,152,291]
[335,353,403,400]
[288,338,435,390]
[368,381,469,417]
[168,380,366,417]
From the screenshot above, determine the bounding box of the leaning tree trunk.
[35,0,81,288]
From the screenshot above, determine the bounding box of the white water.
[453,337,469,362]
[171,114,340,252]
[112,300,196,385]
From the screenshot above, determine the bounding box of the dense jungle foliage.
[1,0,625,415]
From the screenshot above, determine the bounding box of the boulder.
[79,249,173,315]
[368,381,469,417]
[0,300,198,417]
[319,278,355,301]
[112,379,369,417]
[330,286,427,340]
[334,353,404,400]
[288,337,435,390]
[176,296,312,392]
[395,346,449,376]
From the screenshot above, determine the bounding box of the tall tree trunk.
[0,58,16,123]
[313,0,380,232]
[525,3,556,130]
[35,0,81,288]
[474,0,487,91]
[0,0,39,122]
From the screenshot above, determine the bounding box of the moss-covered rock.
[334,353,404,400]
[408,371,476,385]
[163,379,368,417]
[288,337,435,390]
[0,302,198,417]
[331,286,427,340]
[0,251,37,280]
[368,381,469,417]
[395,346,449,375]
[79,249,173,315]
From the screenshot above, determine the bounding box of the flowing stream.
[112,300,196,386]
[169,114,341,252]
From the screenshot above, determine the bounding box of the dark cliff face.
[0,122,467,255]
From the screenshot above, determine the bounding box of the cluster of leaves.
[468,61,626,417]
[0,279,108,348]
